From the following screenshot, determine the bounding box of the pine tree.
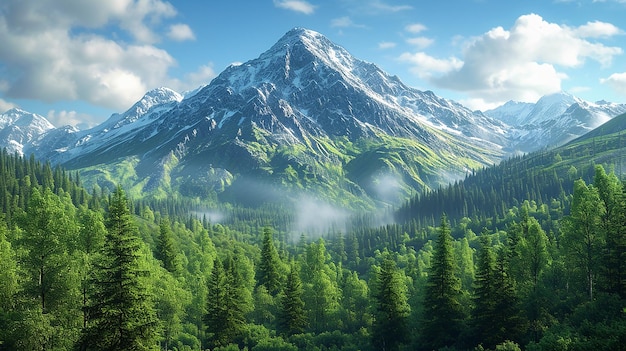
[492,246,524,345]
[257,226,282,295]
[419,215,466,350]
[471,232,500,349]
[372,256,410,351]
[155,217,180,275]
[80,186,159,350]
[277,261,307,336]
[205,258,228,347]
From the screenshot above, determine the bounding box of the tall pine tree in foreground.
[277,261,307,336]
[419,215,466,350]
[257,226,282,295]
[372,256,410,351]
[79,186,159,351]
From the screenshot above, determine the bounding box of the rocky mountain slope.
[484,92,626,152]
[29,28,510,207]
[5,28,626,209]
[0,108,55,155]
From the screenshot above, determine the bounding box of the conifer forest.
[0,148,625,351]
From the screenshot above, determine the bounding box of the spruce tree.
[277,261,307,336]
[80,186,159,350]
[257,226,282,295]
[155,217,180,275]
[419,215,466,350]
[492,246,524,345]
[471,232,498,348]
[205,258,227,347]
[372,256,410,351]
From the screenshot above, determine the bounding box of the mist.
[289,195,352,240]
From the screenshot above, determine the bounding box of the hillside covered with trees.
[0,146,625,350]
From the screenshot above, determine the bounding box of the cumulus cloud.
[47,110,101,129]
[0,0,207,121]
[0,98,16,113]
[169,63,217,93]
[273,0,316,14]
[406,37,434,49]
[398,52,463,78]
[405,23,427,34]
[167,24,195,41]
[401,14,623,107]
[601,72,626,95]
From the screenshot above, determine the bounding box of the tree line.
[0,149,625,350]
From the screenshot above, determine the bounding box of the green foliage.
[257,226,283,295]
[371,256,410,351]
[155,217,181,274]
[419,215,467,350]
[277,261,307,336]
[80,186,159,350]
[1,149,626,351]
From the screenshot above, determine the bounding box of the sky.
[1,0,626,129]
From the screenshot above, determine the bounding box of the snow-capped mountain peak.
[485,91,626,152]
[0,108,55,155]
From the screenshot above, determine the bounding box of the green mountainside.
[397,112,626,228]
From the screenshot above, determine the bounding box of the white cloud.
[406,37,434,49]
[47,110,101,129]
[167,24,195,41]
[331,16,354,28]
[378,41,397,50]
[575,21,622,38]
[405,23,427,34]
[168,63,217,92]
[458,98,503,112]
[0,98,17,113]
[369,1,412,12]
[402,14,623,105]
[273,0,316,14]
[0,0,205,124]
[398,52,463,78]
[601,72,626,96]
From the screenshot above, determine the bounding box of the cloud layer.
[0,0,209,114]
[400,14,624,108]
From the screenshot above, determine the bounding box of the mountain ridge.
[2,28,626,209]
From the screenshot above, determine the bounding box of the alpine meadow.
[0,22,626,351]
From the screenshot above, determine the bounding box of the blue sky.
[1,0,626,128]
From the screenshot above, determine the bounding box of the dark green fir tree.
[419,215,466,350]
[79,186,159,351]
[257,226,282,295]
[277,261,307,336]
[372,256,410,351]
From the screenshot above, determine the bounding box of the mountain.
[484,92,626,152]
[0,108,55,155]
[397,110,626,227]
[31,87,184,164]
[14,28,626,209]
[40,28,507,207]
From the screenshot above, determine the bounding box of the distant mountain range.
[484,92,626,153]
[1,28,625,208]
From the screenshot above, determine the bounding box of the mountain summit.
[485,91,626,152]
[17,28,626,207]
[39,28,507,206]
[0,108,55,155]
